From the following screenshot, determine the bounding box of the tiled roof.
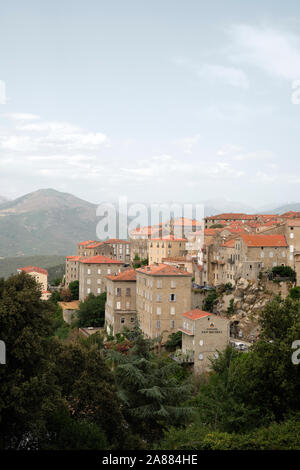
[19,266,48,275]
[239,234,288,247]
[182,309,212,320]
[106,269,136,281]
[221,239,236,248]
[104,239,131,244]
[85,242,104,248]
[80,255,123,264]
[136,263,191,276]
[78,240,96,246]
[287,220,300,227]
[150,236,187,241]
[66,255,82,260]
[206,213,257,220]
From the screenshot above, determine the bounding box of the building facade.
[79,255,124,301]
[136,264,192,341]
[105,269,137,335]
[179,309,229,374]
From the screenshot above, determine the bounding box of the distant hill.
[263,203,300,215]
[0,196,8,206]
[0,255,66,281]
[0,189,99,257]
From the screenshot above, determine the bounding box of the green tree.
[203,289,218,312]
[77,292,107,327]
[0,272,61,449]
[69,280,79,300]
[106,328,193,443]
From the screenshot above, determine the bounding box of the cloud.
[175,134,201,154]
[5,112,40,121]
[173,57,249,89]
[197,64,249,89]
[229,25,300,81]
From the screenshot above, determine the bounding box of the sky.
[0,0,300,208]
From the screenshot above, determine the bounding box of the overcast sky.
[0,0,300,207]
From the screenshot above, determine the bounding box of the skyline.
[1,0,300,205]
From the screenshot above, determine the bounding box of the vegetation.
[164,331,182,351]
[1,272,300,450]
[132,254,149,269]
[77,292,107,327]
[69,280,79,300]
[226,298,235,316]
[269,266,296,282]
[202,289,218,312]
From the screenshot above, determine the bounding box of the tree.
[203,289,218,312]
[164,331,182,351]
[60,287,73,302]
[106,328,193,443]
[69,280,79,300]
[289,286,300,300]
[77,292,107,327]
[0,272,61,449]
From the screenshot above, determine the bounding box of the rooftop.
[136,263,191,276]
[239,233,288,247]
[19,266,48,276]
[106,269,136,281]
[80,255,124,264]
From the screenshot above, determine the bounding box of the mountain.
[265,202,300,215]
[0,196,8,206]
[0,189,98,257]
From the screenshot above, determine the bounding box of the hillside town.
[40,210,297,373]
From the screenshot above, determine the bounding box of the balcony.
[170,350,194,364]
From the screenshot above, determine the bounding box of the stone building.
[148,236,187,265]
[65,255,81,286]
[179,309,229,374]
[136,263,192,341]
[105,269,137,335]
[79,255,124,301]
[18,266,50,300]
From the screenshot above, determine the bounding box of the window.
[97,288,101,294]
[130,317,135,323]
[290,233,294,239]
[121,317,125,324]
[97,278,101,284]
[157,294,162,302]
[170,320,175,329]
[169,293,177,302]
[171,280,176,288]
[116,302,121,310]
[87,288,91,294]
[199,339,203,346]
[156,320,161,329]
[126,301,130,309]
[157,306,161,315]
[116,288,121,297]
[269,251,273,258]
[170,306,175,315]
[126,288,131,296]
[107,268,111,274]
[198,354,204,360]
[87,278,91,284]
[97,268,101,274]
[87,268,91,275]
[157,280,162,288]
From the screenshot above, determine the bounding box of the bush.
[271,266,296,281]
[203,289,218,312]
[77,292,107,327]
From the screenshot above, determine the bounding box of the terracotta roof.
[173,217,201,226]
[136,263,191,276]
[85,242,104,249]
[206,213,257,220]
[104,239,131,244]
[239,234,288,247]
[80,255,123,264]
[150,236,187,241]
[19,266,48,275]
[287,220,300,227]
[106,269,136,281]
[78,240,96,246]
[182,308,212,320]
[66,255,82,261]
[221,239,236,248]
[204,229,220,236]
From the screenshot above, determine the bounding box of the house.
[18,266,50,300]
[105,269,137,335]
[178,309,229,374]
[79,255,124,301]
[136,263,192,341]
[148,236,187,265]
